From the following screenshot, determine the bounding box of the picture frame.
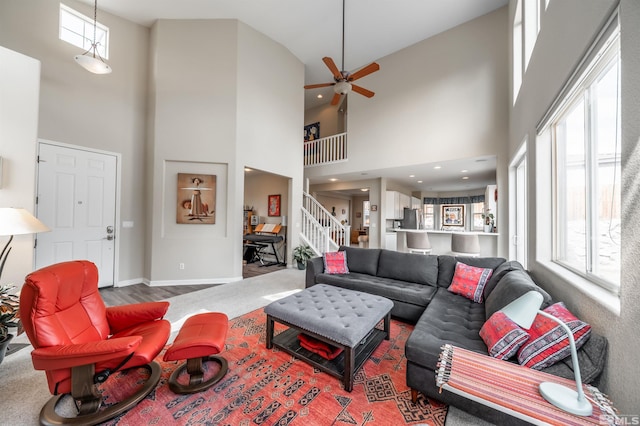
[441,204,465,227]
[177,173,216,224]
[304,122,320,141]
[268,194,281,217]
[371,205,378,212]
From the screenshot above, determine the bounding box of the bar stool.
[406,232,432,255]
[450,233,480,257]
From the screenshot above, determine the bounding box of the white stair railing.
[301,192,350,253]
[304,133,347,167]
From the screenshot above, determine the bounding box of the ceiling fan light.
[334,81,352,95]
[75,48,112,74]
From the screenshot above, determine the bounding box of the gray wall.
[509,0,639,411]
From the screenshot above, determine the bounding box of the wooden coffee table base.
[266,314,389,392]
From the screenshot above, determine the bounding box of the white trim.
[36,138,122,288]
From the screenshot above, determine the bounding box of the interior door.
[35,142,117,287]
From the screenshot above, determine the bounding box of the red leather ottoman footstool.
[163,312,229,394]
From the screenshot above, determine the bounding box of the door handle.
[104,235,115,241]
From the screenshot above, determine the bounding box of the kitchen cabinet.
[411,196,422,210]
[386,191,412,219]
[385,232,397,251]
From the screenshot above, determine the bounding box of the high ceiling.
[86,0,507,109]
[87,0,505,192]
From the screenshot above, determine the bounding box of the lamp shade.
[75,51,112,74]
[0,208,50,236]
[499,290,544,329]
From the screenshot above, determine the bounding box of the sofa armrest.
[305,256,324,288]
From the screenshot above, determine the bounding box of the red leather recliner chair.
[20,260,171,425]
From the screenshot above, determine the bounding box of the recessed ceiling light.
[417,180,423,183]
[434,166,442,170]
[329,178,338,182]
[461,169,468,173]
[409,174,415,178]
[244,167,252,172]
[462,176,469,180]
[317,94,323,99]
[361,188,369,192]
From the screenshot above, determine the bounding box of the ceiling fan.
[304,0,380,106]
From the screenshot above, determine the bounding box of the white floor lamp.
[500,291,593,416]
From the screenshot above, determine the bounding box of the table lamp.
[0,208,50,280]
[500,291,593,416]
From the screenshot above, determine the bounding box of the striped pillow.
[448,262,494,303]
[480,311,530,360]
[517,302,591,370]
[323,251,349,274]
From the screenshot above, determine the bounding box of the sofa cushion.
[448,262,494,303]
[405,288,488,370]
[338,246,381,276]
[437,255,505,288]
[479,311,530,360]
[484,270,553,320]
[323,251,349,274]
[482,260,525,301]
[376,250,438,286]
[517,302,592,370]
[542,332,607,385]
[316,272,437,308]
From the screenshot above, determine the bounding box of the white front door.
[35,142,118,287]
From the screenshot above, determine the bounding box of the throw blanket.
[435,344,619,425]
[298,334,343,360]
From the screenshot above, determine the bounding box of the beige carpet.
[2,268,491,425]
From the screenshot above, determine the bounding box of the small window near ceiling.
[59,3,109,59]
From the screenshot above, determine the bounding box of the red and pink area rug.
[101,308,447,425]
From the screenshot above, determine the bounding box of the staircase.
[301,192,350,255]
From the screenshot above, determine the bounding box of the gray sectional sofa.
[305,246,608,425]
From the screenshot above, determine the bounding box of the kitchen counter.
[391,229,499,256]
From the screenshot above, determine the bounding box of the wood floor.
[99,262,285,306]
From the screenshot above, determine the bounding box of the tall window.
[363,201,370,228]
[59,3,109,59]
[423,204,435,230]
[552,29,620,292]
[471,202,485,231]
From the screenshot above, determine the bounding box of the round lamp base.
[539,382,593,416]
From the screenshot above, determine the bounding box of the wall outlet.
[179,263,185,270]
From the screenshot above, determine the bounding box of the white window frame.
[59,3,109,59]
[538,11,620,293]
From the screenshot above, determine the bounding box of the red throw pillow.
[517,302,592,370]
[448,262,494,303]
[480,311,530,360]
[323,251,349,274]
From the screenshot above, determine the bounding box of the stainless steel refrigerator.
[402,208,421,229]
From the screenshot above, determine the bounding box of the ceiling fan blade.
[330,93,342,105]
[351,84,375,98]
[322,57,343,80]
[348,62,380,82]
[304,83,334,89]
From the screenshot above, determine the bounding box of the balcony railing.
[304,132,347,167]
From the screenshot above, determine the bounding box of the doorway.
[35,141,120,287]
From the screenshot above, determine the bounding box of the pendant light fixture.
[74,0,112,74]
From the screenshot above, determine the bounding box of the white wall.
[0,0,149,284]
[0,47,40,286]
[509,0,640,411]
[304,7,509,255]
[148,19,303,283]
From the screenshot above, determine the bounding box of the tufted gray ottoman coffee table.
[264,283,393,391]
